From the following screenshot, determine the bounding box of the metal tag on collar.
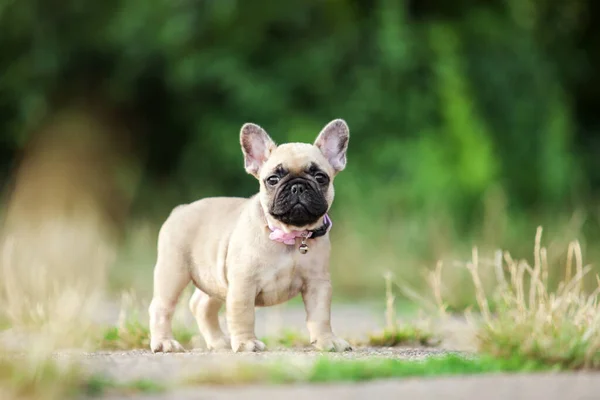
[299,232,309,254]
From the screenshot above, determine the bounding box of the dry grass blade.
[465,247,491,325]
[435,226,600,369]
[529,227,543,309]
[0,111,132,352]
[368,273,438,348]
[493,250,507,291]
[541,247,549,287]
[429,261,447,317]
[384,271,396,330]
[565,241,575,286]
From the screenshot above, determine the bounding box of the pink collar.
[267,214,332,245]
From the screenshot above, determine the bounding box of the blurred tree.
[0,0,596,228]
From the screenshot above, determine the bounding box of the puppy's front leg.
[226,278,266,352]
[302,278,352,352]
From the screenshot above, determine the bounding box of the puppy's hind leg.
[189,288,230,350]
[149,248,190,353]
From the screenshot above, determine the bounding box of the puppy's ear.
[240,123,277,177]
[314,119,349,173]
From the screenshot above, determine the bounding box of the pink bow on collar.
[267,214,332,245]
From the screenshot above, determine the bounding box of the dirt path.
[98,372,600,400]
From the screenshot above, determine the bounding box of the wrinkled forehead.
[262,143,331,176]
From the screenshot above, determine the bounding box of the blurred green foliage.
[1,0,593,212]
[1,0,599,299]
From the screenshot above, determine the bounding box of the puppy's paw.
[207,336,231,351]
[151,338,186,353]
[231,337,266,353]
[312,335,353,352]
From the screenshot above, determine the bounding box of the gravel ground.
[41,303,465,384]
[5,302,598,400]
[65,347,454,384]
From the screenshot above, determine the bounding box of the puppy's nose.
[290,182,306,195]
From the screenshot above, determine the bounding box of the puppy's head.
[240,119,349,230]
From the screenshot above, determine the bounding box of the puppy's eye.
[315,173,329,184]
[266,175,280,186]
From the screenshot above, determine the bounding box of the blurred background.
[1,0,599,313]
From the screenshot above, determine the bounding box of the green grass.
[0,356,84,400]
[307,354,552,382]
[367,326,438,347]
[365,272,439,348]
[261,329,311,348]
[85,376,166,396]
[259,322,438,350]
[97,289,196,350]
[0,351,561,398]
[98,320,195,350]
[0,353,167,399]
[184,353,553,385]
[0,315,10,330]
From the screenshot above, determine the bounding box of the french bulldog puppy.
[149,119,352,353]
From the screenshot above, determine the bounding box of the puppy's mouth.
[269,178,328,227]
